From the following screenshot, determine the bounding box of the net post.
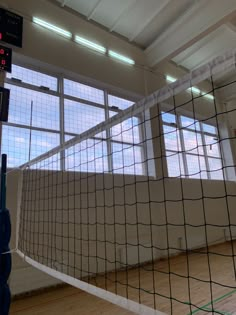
[0,153,7,210]
[0,154,11,315]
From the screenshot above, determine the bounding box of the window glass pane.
[5,84,60,130]
[112,143,143,175]
[166,152,184,177]
[204,135,220,157]
[1,125,30,167]
[163,125,181,152]
[64,99,106,136]
[180,115,200,131]
[65,139,108,173]
[108,95,134,110]
[7,65,58,91]
[186,154,207,179]
[64,79,104,104]
[208,158,223,180]
[202,123,216,134]
[109,111,141,144]
[65,134,74,142]
[161,111,176,124]
[183,130,203,155]
[30,131,60,160]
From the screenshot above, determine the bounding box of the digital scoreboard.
[0,45,12,73]
[0,8,23,48]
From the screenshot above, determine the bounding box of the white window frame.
[160,105,224,180]
[1,62,145,175]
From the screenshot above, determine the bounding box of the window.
[2,126,30,167]
[5,84,60,130]
[161,111,224,180]
[2,64,144,175]
[7,64,58,91]
[63,79,143,175]
[108,95,143,175]
[3,67,60,168]
[64,99,105,135]
[64,79,104,104]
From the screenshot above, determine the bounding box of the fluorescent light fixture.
[33,17,72,39]
[166,75,176,83]
[75,35,106,54]
[203,93,214,100]
[188,86,201,94]
[108,50,135,65]
[165,74,215,101]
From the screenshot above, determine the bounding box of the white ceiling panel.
[134,0,193,47]
[230,15,236,28]
[113,0,169,40]
[63,0,101,17]
[173,25,236,70]
[89,0,135,29]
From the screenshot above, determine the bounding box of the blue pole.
[0,154,11,315]
[1,154,7,210]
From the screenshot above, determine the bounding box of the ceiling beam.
[87,0,103,20]
[61,0,69,7]
[226,21,236,33]
[109,0,137,32]
[174,26,226,67]
[129,0,170,42]
[145,0,236,67]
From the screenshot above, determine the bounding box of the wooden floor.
[10,242,236,315]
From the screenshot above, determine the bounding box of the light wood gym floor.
[10,242,236,315]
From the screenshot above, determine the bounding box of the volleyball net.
[15,49,236,314]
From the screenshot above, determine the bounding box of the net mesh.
[16,49,236,315]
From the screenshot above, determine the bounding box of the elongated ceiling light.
[166,75,176,83]
[166,75,214,100]
[75,35,106,54]
[108,50,135,65]
[202,93,214,100]
[188,86,201,94]
[33,17,72,39]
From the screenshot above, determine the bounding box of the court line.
[204,306,231,315]
[186,289,236,315]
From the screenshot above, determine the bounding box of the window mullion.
[0,71,6,157]
[138,112,147,176]
[104,90,112,172]
[4,122,60,134]
[178,115,188,177]
[160,115,169,178]
[59,77,65,171]
[5,78,60,97]
[200,122,210,179]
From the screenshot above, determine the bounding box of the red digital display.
[0,44,12,73]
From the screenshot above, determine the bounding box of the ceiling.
[55,0,192,47]
[53,0,236,70]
